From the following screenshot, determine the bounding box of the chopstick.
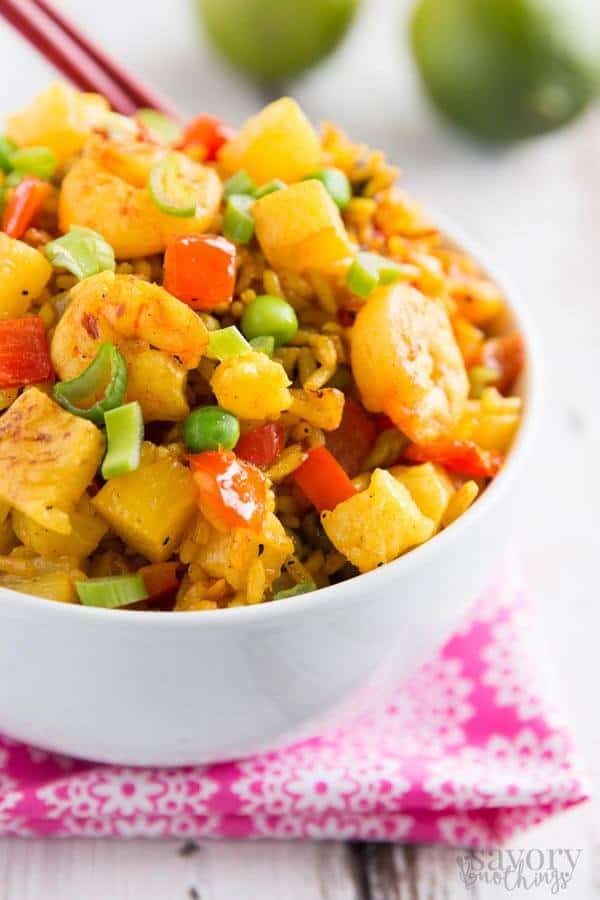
[0,0,181,119]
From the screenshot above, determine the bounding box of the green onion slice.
[249,335,275,357]
[149,154,196,217]
[0,135,16,173]
[223,169,255,199]
[273,580,316,601]
[208,325,251,361]
[222,194,255,244]
[5,171,23,188]
[306,168,351,210]
[76,574,148,609]
[53,342,127,425]
[468,365,500,399]
[346,252,404,299]
[10,146,57,181]
[101,401,144,480]
[45,226,116,281]
[136,108,182,143]
[254,179,286,200]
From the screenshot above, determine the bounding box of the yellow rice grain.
[266,444,307,482]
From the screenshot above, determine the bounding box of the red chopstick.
[0,0,181,119]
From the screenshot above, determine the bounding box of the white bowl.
[0,220,541,766]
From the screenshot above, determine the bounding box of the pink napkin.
[0,558,588,845]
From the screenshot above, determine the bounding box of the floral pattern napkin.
[0,558,588,845]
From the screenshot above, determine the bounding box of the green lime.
[410,0,599,142]
[197,0,361,82]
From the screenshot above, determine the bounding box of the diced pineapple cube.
[455,388,521,452]
[0,388,104,535]
[127,349,190,422]
[92,443,196,562]
[12,495,108,560]
[6,81,109,163]
[211,351,291,420]
[218,97,321,185]
[182,511,293,596]
[0,570,77,603]
[253,180,354,272]
[0,234,52,319]
[321,468,435,572]
[389,462,454,528]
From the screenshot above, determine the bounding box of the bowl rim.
[0,213,542,628]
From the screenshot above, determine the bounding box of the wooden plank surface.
[0,0,598,897]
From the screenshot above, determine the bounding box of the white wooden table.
[0,1,599,896]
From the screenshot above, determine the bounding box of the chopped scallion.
[273,580,316,601]
[254,178,286,199]
[208,325,251,360]
[346,251,404,299]
[305,168,351,209]
[136,108,182,143]
[0,135,16,173]
[149,154,196,217]
[45,226,115,280]
[101,401,144,480]
[249,335,275,357]
[76,574,148,609]
[52,342,127,425]
[10,146,57,181]
[223,169,255,198]
[222,194,255,244]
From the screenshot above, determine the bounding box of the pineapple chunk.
[6,81,109,163]
[12,495,108,560]
[0,234,52,319]
[389,462,454,528]
[181,511,293,595]
[0,571,77,603]
[92,443,196,562]
[0,388,104,535]
[218,97,321,185]
[455,388,521,452]
[321,468,435,573]
[211,351,291,420]
[253,180,354,272]
[126,349,190,422]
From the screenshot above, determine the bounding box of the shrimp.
[350,283,469,444]
[58,135,222,258]
[51,271,209,421]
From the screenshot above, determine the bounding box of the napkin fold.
[0,558,588,845]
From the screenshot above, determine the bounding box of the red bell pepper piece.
[163,234,236,309]
[189,450,267,531]
[0,317,53,387]
[325,397,376,477]
[404,439,503,479]
[178,115,235,161]
[138,562,180,602]
[2,177,51,239]
[235,422,285,468]
[293,446,357,512]
[480,332,525,394]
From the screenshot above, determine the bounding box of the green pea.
[183,406,240,453]
[241,294,298,346]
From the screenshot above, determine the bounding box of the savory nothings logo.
[456,849,581,893]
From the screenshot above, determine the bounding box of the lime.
[196,0,360,82]
[410,0,599,142]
